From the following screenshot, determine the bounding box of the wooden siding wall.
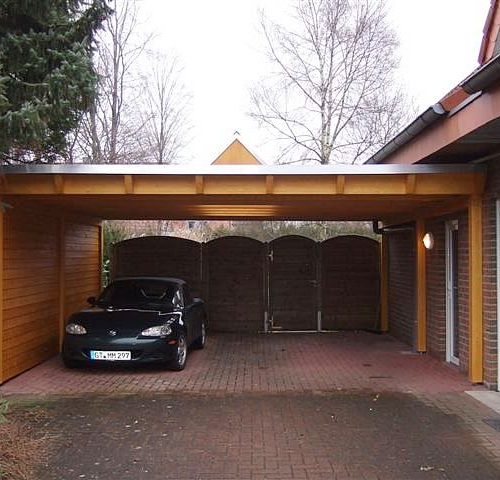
[1,204,101,383]
[64,222,102,327]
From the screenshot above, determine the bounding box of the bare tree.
[139,57,191,164]
[251,0,410,164]
[73,0,152,163]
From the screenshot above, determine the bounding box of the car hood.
[69,307,178,334]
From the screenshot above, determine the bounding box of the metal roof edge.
[0,163,485,176]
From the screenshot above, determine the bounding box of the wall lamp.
[422,232,434,250]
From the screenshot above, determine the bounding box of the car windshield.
[97,280,179,309]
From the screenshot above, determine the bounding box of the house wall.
[1,203,101,384]
[482,159,500,387]
[425,219,446,359]
[386,228,416,347]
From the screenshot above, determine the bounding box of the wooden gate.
[321,236,380,330]
[112,236,203,297]
[269,236,318,331]
[206,236,265,332]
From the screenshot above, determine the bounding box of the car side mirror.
[87,296,97,306]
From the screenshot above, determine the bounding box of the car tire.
[192,321,206,350]
[169,332,187,371]
[62,357,81,369]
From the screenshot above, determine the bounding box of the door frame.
[445,219,460,366]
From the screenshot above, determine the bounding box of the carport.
[0,161,485,384]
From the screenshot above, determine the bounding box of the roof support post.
[416,219,427,353]
[380,234,389,332]
[0,200,4,383]
[468,195,483,383]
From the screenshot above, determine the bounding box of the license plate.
[90,350,131,361]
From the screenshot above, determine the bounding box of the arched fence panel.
[321,236,380,330]
[269,236,318,331]
[206,236,266,332]
[112,236,203,297]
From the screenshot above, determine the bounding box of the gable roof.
[211,138,263,165]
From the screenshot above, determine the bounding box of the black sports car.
[62,277,206,371]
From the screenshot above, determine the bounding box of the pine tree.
[0,0,111,164]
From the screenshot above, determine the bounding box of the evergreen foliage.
[0,0,111,164]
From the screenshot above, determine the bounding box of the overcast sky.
[139,0,492,164]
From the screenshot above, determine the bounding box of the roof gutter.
[461,52,500,93]
[366,52,500,165]
[365,104,446,164]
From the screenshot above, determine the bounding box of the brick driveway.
[0,332,481,395]
[3,332,500,479]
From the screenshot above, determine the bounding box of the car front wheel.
[169,333,187,371]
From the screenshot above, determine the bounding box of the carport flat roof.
[0,163,485,222]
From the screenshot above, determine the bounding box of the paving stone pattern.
[0,332,482,396]
[38,393,500,480]
[3,332,500,479]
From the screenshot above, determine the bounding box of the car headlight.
[141,325,172,337]
[66,323,87,335]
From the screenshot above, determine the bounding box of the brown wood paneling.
[269,236,317,331]
[0,206,101,383]
[64,221,101,323]
[321,236,380,330]
[2,207,59,381]
[112,236,203,297]
[206,236,265,332]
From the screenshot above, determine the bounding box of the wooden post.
[58,216,65,351]
[469,195,483,383]
[0,201,4,383]
[98,222,104,288]
[380,235,389,332]
[416,219,427,352]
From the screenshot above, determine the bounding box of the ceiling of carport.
[0,164,485,223]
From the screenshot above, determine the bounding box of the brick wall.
[386,228,416,347]
[423,212,469,373]
[482,159,500,387]
[425,219,446,359]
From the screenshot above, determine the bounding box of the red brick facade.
[386,229,416,347]
[386,213,471,377]
[425,219,446,359]
[482,159,500,387]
